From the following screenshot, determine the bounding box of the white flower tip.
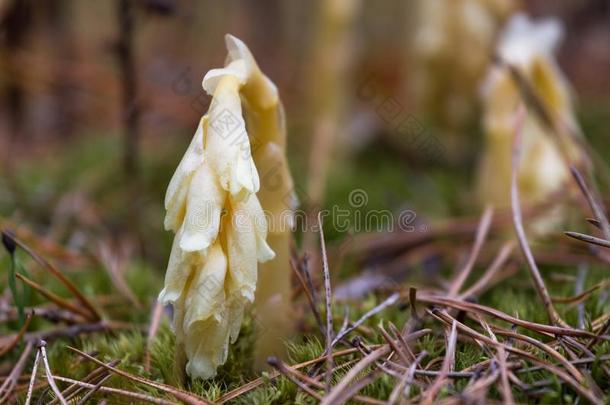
[258,241,275,263]
[498,13,563,67]
[157,288,178,305]
[179,233,212,253]
[202,62,247,95]
[224,34,255,67]
[186,357,217,380]
[201,34,257,96]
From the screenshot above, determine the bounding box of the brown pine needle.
[267,357,322,400]
[51,360,120,405]
[510,106,566,327]
[24,345,40,405]
[39,341,67,405]
[331,293,399,347]
[67,346,211,404]
[570,166,610,240]
[491,329,584,383]
[75,374,113,405]
[6,232,101,321]
[565,231,610,249]
[0,311,33,357]
[0,342,33,402]
[388,351,427,404]
[449,206,494,297]
[53,376,178,405]
[417,295,601,339]
[290,257,325,334]
[428,309,603,405]
[551,279,610,304]
[318,212,334,393]
[421,321,457,405]
[15,273,93,321]
[217,346,378,403]
[321,345,391,405]
[459,240,515,300]
[145,300,164,373]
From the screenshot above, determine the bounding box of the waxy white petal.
[180,162,226,252]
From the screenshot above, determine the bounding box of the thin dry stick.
[421,321,457,405]
[53,376,178,405]
[510,106,565,327]
[449,207,494,297]
[318,212,334,393]
[24,346,40,405]
[39,341,68,405]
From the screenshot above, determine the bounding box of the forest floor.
[1,101,610,404]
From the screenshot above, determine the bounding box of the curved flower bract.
[160,34,295,379]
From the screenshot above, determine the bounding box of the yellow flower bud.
[160,34,294,379]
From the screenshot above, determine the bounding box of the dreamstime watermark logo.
[185,189,423,234]
[169,66,266,161]
[207,102,265,161]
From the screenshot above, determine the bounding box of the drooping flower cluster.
[159,35,295,379]
[478,14,584,232]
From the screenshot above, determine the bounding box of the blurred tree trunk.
[116,0,140,175]
[303,0,361,256]
[1,0,32,141]
[40,0,76,139]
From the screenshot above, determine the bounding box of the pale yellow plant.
[160,34,295,379]
[409,0,516,156]
[478,14,584,232]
